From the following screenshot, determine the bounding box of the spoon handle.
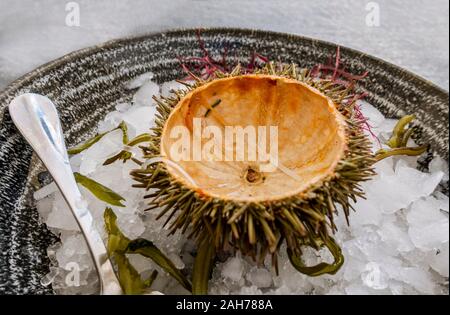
[9,93,122,295]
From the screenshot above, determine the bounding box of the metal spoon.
[9,93,122,295]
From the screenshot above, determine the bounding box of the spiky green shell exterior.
[131,64,376,265]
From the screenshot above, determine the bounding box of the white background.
[0,0,448,90]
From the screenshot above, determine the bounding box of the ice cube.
[428,244,449,277]
[69,154,82,173]
[275,257,312,293]
[378,219,415,252]
[373,157,395,177]
[40,267,59,287]
[270,285,294,295]
[344,230,398,261]
[361,262,389,290]
[391,267,436,294]
[407,196,449,250]
[246,267,272,288]
[342,257,366,282]
[160,80,185,97]
[222,256,245,282]
[46,192,79,231]
[55,233,91,271]
[362,160,443,214]
[429,155,449,182]
[359,101,385,129]
[238,285,263,295]
[350,196,383,226]
[36,196,55,222]
[127,254,153,274]
[345,282,371,295]
[394,155,419,169]
[33,182,58,200]
[376,118,398,137]
[122,105,157,138]
[408,222,449,251]
[117,213,145,239]
[408,196,449,227]
[132,81,159,107]
[126,72,154,90]
[79,129,124,175]
[388,280,410,295]
[98,111,126,133]
[115,102,131,113]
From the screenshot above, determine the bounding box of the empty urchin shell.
[131,63,376,279]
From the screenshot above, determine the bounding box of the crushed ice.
[35,73,449,295]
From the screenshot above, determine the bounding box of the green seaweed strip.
[67,132,108,155]
[287,237,344,277]
[192,240,215,295]
[103,150,133,166]
[114,253,147,294]
[119,121,129,144]
[128,133,152,146]
[104,208,159,294]
[375,145,428,161]
[104,207,130,252]
[127,238,192,292]
[68,120,129,155]
[74,172,126,207]
[387,115,415,148]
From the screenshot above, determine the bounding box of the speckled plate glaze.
[0,28,448,294]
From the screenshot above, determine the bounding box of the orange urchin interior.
[160,74,347,202]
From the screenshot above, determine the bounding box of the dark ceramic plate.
[0,28,448,294]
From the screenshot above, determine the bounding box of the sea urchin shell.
[131,64,376,278]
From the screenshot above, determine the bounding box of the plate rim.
[0,27,448,102]
[0,26,448,295]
